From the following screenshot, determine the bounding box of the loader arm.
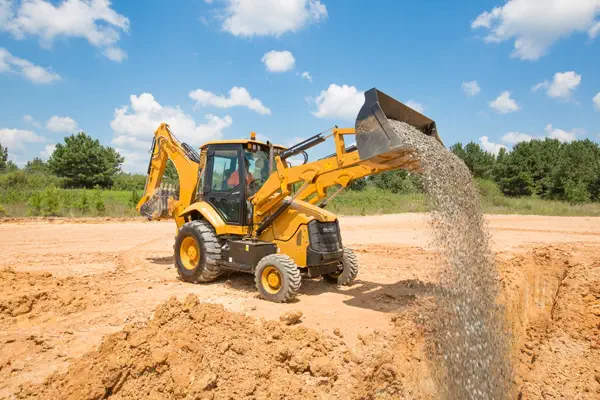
[249,127,419,232]
[136,123,202,226]
[250,88,439,234]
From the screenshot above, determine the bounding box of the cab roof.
[200,139,287,150]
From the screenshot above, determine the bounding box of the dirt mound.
[0,269,114,323]
[16,295,410,399]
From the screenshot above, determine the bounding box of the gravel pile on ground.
[389,120,513,399]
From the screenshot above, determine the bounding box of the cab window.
[211,149,239,191]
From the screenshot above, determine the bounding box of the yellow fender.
[178,201,248,236]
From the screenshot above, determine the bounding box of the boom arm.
[251,87,439,235]
[136,123,202,225]
[249,127,419,234]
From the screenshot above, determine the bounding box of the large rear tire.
[323,247,358,285]
[254,254,301,303]
[174,221,222,283]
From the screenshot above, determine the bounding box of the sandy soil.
[0,214,599,399]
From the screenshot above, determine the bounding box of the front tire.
[323,247,358,285]
[254,254,301,303]
[174,220,222,283]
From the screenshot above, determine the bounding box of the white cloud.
[489,91,520,114]
[590,20,600,38]
[461,80,481,96]
[545,124,576,142]
[311,84,364,121]
[103,46,127,62]
[111,93,232,147]
[501,132,534,144]
[479,136,507,155]
[548,71,582,99]
[472,0,600,60]
[261,50,295,72]
[594,92,600,110]
[113,147,150,174]
[531,81,548,92]
[405,100,425,114]
[532,71,582,100]
[46,116,78,133]
[189,86,271,115]
[0,47,60,83]
[110,93,233,173]
[216,0,327,37]
[40,144,56,159]
[501,124,580,145]
[111,135,151,150]
[0,128,45,150]
[301,71,312,82]
[1,0,129,62]
[23,114,41,128]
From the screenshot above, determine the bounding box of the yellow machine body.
[137,88,440,272]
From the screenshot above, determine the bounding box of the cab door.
[203,144,247,224]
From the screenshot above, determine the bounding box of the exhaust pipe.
[355,88,443,162]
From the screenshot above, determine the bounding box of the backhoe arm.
[137,123,201,225]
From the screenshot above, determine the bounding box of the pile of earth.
[16,295,411,399]
[0,268,114,324]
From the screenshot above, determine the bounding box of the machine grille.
[308,220,342,253]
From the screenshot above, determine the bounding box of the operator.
[227,158,253,187]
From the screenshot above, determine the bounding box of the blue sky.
[1,0,599,172]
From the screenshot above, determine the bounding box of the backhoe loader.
[137,88,442,302]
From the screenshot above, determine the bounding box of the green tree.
[76,191,90,213]
[550,139,600,202]
[5,161,18,171]
[450,142,496,179]
[41,186,61,216]
[92,187,106,214]
[349,178,367,191]
[163,160,179,185]
[371,170,421,194]
[48,132,124,188]
[0,142,7,171]
[492,138,600,202]
[24,157,49,173]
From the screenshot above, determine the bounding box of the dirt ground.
[1,214,599,399]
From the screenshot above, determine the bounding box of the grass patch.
[2,181,600,218]
[328,188,427,215]
[328,185,600,216]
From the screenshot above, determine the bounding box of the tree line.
[354,138,600,204]
[450,139,600,203]
[2,132,600,204]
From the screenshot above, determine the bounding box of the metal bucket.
[355,88,443,165]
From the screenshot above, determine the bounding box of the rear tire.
[323,247,358,285]
[254,254,301,303]
[174,220,222,283]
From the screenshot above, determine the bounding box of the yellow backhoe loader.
[137,88,441,302]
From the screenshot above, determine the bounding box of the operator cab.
[200,136,285,225]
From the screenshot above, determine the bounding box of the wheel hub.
[180,236,201,271]
[261,266,282,294]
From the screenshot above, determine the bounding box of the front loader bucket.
[355,88,443,165]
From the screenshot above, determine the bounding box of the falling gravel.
[389,120,513,399]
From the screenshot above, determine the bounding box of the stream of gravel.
[389,120,513,399]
